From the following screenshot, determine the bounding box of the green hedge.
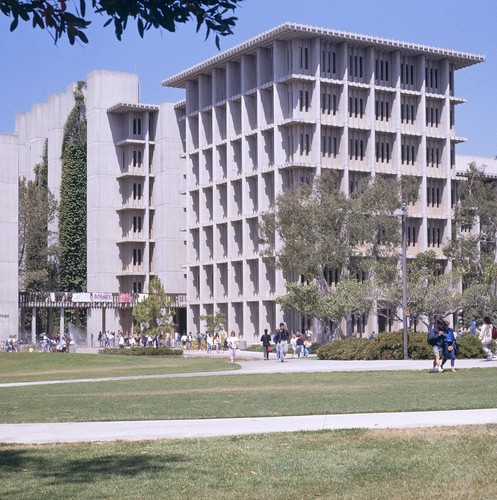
[317,332,486,361]
[99,347,183,356]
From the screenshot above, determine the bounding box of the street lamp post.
[394,203,409,360]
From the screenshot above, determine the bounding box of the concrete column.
[47,309,53,337]
[102,308,106,335]
[60,308,65,338]
[31,307,36,343]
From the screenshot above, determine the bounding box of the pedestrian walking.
[479,316,495,361]
[227,331,238,363]
[275,322,290,362]
[428,319,445,372]
[260,328,272,360]
[441,321,458,372]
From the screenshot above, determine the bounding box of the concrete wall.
[0,134,19,341]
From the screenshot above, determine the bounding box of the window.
[321,45,337,75]
[400,59,415,86]
[299,90,310,112]
[321,129,339,158]
[375,139,391,163]
[401,100,416,125]
[132,281,143,293]
[299,133,310,155]
[407,225,417,247]
[427,226,442,247]
[349,137,365,161]
[132,216,142,233]
[132,150,142,167]
[349,54,363,78]
[132,183,142,200]
[132,117,142,136]
[426,184,441,207]
[132,248,142,266]
[375,57,389,82]
[425,62,440,92]
[401,143,416,166]
[348,96,364,118]
[375,98,390,121]
[321,88,338,115]
[426,145,441,168]
[300,46,309,70]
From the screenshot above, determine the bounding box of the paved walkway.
[1,352,497,444]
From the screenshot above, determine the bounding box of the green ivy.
[59,82,87,294]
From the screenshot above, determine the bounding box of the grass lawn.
[2,368,497,423]
[2,426,497,499]
[0,352,237,383]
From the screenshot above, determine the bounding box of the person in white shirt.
[479,316,495,361]
[227,331,239,363]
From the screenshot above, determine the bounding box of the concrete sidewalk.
[2,409,497,444]
[1,355,496,444]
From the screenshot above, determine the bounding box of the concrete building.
[0,23,487,343]
[162,23,484,339]
[86,70,186,335]
[1,71,186,342]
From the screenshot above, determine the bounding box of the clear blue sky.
[0,0,495,157]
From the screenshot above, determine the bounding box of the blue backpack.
[427,330,439,346]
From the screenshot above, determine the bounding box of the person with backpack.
[478,316,495,361]
[428,319,445,372]
[441,321,458,372]
[260,328,272,360]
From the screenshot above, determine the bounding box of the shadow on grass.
[0,448,188,483]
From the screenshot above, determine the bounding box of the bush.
[244,344,262,352]
[317,338,370,360]
[456,334,486,359]
[316,331,488,361]
[99,347,182,356]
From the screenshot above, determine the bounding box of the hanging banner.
[92,292,113,302]
[118,293,131,303]
[72,292,92,303]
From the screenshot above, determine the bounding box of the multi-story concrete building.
[0,23,486,343]
[1,71,186,341]
[162,23,484,339]
[86,71,186,335]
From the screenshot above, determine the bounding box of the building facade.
[86,70,186,336]
[163,23,484,339]
[0,24,487,343]
[0,135,19,340]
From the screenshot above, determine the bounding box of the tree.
[260,172,404,342]
[133,277,176,337]
[200,310,225,335]
[1,0,243,46]
[18,140,59,291]
[277,279,373,340]
[59,81,87,293]
[377,251,463,330]
[449,162,497,269]
[443,162,497,325]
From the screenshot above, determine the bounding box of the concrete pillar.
[60,308,65,338]
[47,309,53,337]
[31,307,37,343]
[102,308,106,335]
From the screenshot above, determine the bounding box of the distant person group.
[260,323,312,362]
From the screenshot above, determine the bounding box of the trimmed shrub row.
[99,347,183,356]
[316,332,486,361]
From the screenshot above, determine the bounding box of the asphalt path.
[1,350,497,444]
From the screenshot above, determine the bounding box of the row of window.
[318,95,443,125]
